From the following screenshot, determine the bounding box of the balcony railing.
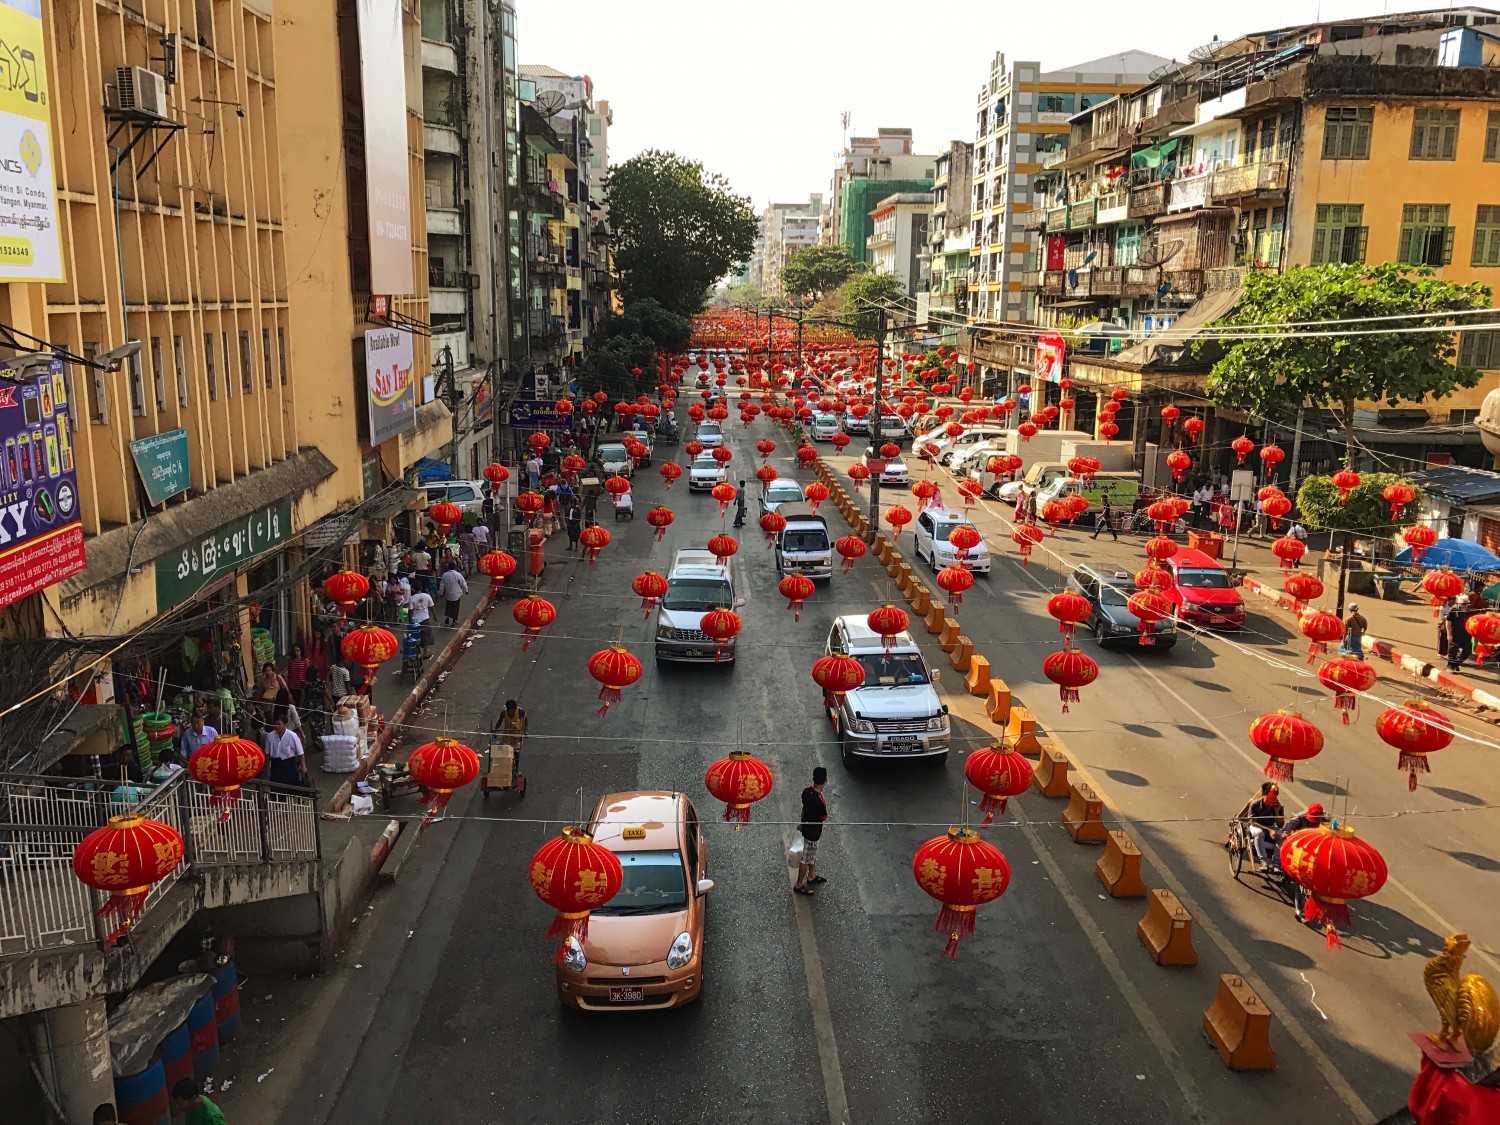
[430,268,480,290]
[1046,206,1067,232]
[1208,161,1289,202]
[1021,209,1046,232]
[0,772,316,958]
[1068,199,1097,229]
[1021,270,1042,290]
[1166,173,1211,213]
[1042,271,1065,295]
[1127,183,1167,219]
[1121,267,1159,297]
[1090,266,1122,296]
[1095,191,1129,225]
[1163,268,1205,296]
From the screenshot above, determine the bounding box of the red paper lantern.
[1467,611,1500,663]
[483,463,510,485]
[587,645,643,715]
[704,751,774,825]
[578,523,610,565]
[936,563,974,607]
[911,480,937,504]
[1165,450,1192,483]
[956,479,983,511]
[1017,421,1039,441]
[963,745,1032,824]
[1127,590,1173,645]
[1299,609,1344,663]
[835,534,866,572]
[512,595,557,651]
[685,440,704,458]
[912,827,1011,959]
[707,532,739,566]
[811,653,865,708]
[1271,535,1306,569]
[1143,535,1177,563]
[847,463,870,489]
[796,445,818,467]
[1159,404,1180,429]
[646,506,674,542]
[659,462,683,490]
[1042,647,1098,712]
[1135,565,1173,593]
[341,624,399,675]
[1011,522,1044,564]
[1376,700,1454,790]
[478,550,517,589]
[561,454,586,475]
[803,482,829,511]
[700,608,743,660]
[948,525,981,559]
[710,481,737,515]
[1280,822,1388,948]
[1331,468,1361,505]
[322,569,370,612]
[406,737,481,823]
[1318,655,1377,724]
[778,572,816,621]
[831,432,851,452]
[1248,710,1324,782]
[529,826,624,960]
[756,439,776,461]
[1382,482,1416,520]
[884,505,913,539]
[1231,435,1255,465]
[1402,523,1438,563]
[1284,572,1324,605]
[528,431,552,454]
[187,734,265,820]
[515,490,545,517]
[632,570,669,617]
[1040,498,1070,534]
[72,814,186,945]
[1261,493,1292,530]
[711,446,734,466]
[429,501,463,531]
[1099,421,1119,441]
[1259,444,1285,470]
[759,510,787,546]
[1111,387,1129,402]
[604,475,632,497]
[867,604,910,656]
[880,442,901,460]
[1422,568,1465,613]
[1182,417,1205,442]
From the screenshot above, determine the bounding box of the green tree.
[605,150,756,318]
[597,298,693,354]
[834,273,908,339]
[781,244,860,301]
[576,334,657,400]
[1205,263,1491,463]
[1296,472,1424,535]
[721,279,764,308]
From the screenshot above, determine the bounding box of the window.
[173,335,187,406]
[239,330,253,394]
[277,327,288,385]
[1458,314,1499,369]
[262,327,273,388]
[150,336,164,410]
[205,333,217,401]
[1310,204,1368,264]
[1448,409,1479,425]
[128,353,145,417]
[1410,108,1460,161]
[86,341,108,425]
[1487,110,1500,162]
[1473,205,1500,267]
[1397,204,1454,266]
[1115,222,1143,266]
[588,116,602,136]
[1322,107,1372,159]
[222,332,233,397]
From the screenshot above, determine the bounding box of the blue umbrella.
[1392,537,1500,572]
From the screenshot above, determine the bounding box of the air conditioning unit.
[114,66,169,118]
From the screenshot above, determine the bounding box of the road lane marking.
[788,835,850,1125]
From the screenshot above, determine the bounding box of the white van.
[824,615,949,766]
[773,503,833,580]
[424,480,488,514]
[655,549,745,664]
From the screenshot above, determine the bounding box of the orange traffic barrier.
[1095,830,1148,898]
[965,654,991,696]
[1203,975,1277,1070]
[910,587,931,616]
[893,562,911,590]
[1061,781,1107,843]
[887,554,905,579]
[1032,745,1071,797]
[987,681,1011,725]
[949,636,973,672]
[924,603,946,635]
[1136,888,1198,966]
[874,539,891,566]
[938,619,961,652]
[1006,705,1042,757]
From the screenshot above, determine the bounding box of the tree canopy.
[596,297,692,354]
[1295,472,1424,536]
[781,244,860,301]
[1205,263,1491,462]
[605,150,757,319]
[575,333,656,400]
[833,272,908,339]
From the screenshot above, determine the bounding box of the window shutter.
[1474,226,1488,267]
[1442,123,1458,160]
[1410,124,1424,160]
[1398,226,1414,263]
[1356,227,1369,264]
[1310,227,1327,265]
[1443,226,1456,265]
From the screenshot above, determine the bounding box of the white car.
[952,441,1004,480]
[913,508,992,575]
[842,413,869,435]
[595,443,634,478]
[688,453,727,491]
[927,427,1008,466]
[860,450,908,487]
[695,421,724,448]
[824,616,949,766]
[760,478,805,513]
[810,414,842,442]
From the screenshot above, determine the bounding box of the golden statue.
[1424,933,1499,1056]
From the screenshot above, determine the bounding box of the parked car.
[695,421,724,448]
[810,414,843,442]
[655,548,745,662]
[952,440,1005,481]
[860,448,909,487]
[688,453,727,492]
[624,425,655,466]
[823,615,949,766]
[423,479,488,514]
[1067,564,1178,650]
[842,412,870,435]
[760,478,805,513]
[1162,547,1246,629]
[555,790,712,1011]
[926,426,1009,466]
[912,509,992,575]
[773,503,833,579]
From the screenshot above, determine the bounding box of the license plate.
[885,738,921,753]
[608,986,645,1003]
[683,649,704,658]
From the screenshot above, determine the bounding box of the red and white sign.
[1035,331,1067,384]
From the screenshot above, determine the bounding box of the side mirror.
[734,597,747,608]
[696,878,715,896]
[930,669,942,682]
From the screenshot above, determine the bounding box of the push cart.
[480,740,527,799]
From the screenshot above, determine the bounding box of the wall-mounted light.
[191,96,245,118]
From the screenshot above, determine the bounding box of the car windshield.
[1098,580,1131,607]
[933,522,976,544]
[692,455,720,469]
[782,531,828,552]
[599,444,628,461]
[854,651,930,685]
[1177,568,1231,589]
[884,459,906,471]
[698,424,721,437]
[591,849,688,916]
[663,578,732,611]
[768,484,801,501]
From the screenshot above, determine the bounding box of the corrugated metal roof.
[1407,465,1500,503]
[518,64,572,78]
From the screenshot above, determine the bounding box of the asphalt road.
[246,409,1487,1124]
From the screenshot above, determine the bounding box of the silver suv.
[655,549,745,663]
[824,616,948,766]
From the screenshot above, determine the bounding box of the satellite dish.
[1189,35,1222,63]
[1067,269,1079,289]
[1134,234,1184,271]
[1147,59,1183,81]
[534,89,567,118]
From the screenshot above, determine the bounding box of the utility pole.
[1287,403,1306,500]
[437,345,461,475]
[865,306,890,544]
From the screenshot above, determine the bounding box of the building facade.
[920,141,974,331]
[759,194,824,300]
[867,193,934,295]
[968,50,1170,325]
[821,127,937,259]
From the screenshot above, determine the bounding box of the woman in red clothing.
[285,643,311,706]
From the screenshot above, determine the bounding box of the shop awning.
[1110,286,1243,369]
[411,457,452,483]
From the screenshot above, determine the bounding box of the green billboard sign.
[155,497,292,605]
[130,428,191,506]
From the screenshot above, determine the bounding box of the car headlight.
[666,931,694,970]
[926,715,948,732]
[561,936,587,972]
[850,718,875,734]
[656,624,673,639]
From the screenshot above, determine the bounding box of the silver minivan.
[774,503,832,580]
[655,549,746,664]
[824,616,948,766]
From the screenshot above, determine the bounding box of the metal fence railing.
[0,772,318,958]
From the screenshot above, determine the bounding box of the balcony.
[1095,191,1129,225]
[1208,161,1288,203]
[1045,206,1067,232]
[1127,183,1168,218]
[1068,199,1097,229]
[1166,173,1211,213]
[1121,267,1158,297]
[431,329,471,369]
[1163,268,1205,297]
[1090,266,1122,296]
[423,122,461,157]
[1021,208,1045,232]
[529,311,565,340]
[1021,270,1042,290]
[427,205,462,237]
[421,38,458,75]
[1042,271,1065,295]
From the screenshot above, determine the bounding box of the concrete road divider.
[910,587,932,616]
[949,636,973,672]
[938,619,961,652]
[876,539,894,566]
[1032,745,1071,797]
[1203,975,1277,1070]
[1006,705,1042,757]
[1136,888,1198,966]
[887,555,905,579]
[1095,830,1148,898]
[987,681,1011,724]
[1061,781,1108,843]
[965,654,991,696]
[924,603,946,634]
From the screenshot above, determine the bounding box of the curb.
[1241,577,1500,710]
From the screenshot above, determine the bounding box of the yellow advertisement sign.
[0,0,62,283]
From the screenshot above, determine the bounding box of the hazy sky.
[518,1,1457,209]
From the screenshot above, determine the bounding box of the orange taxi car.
[555,790,712,1011]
